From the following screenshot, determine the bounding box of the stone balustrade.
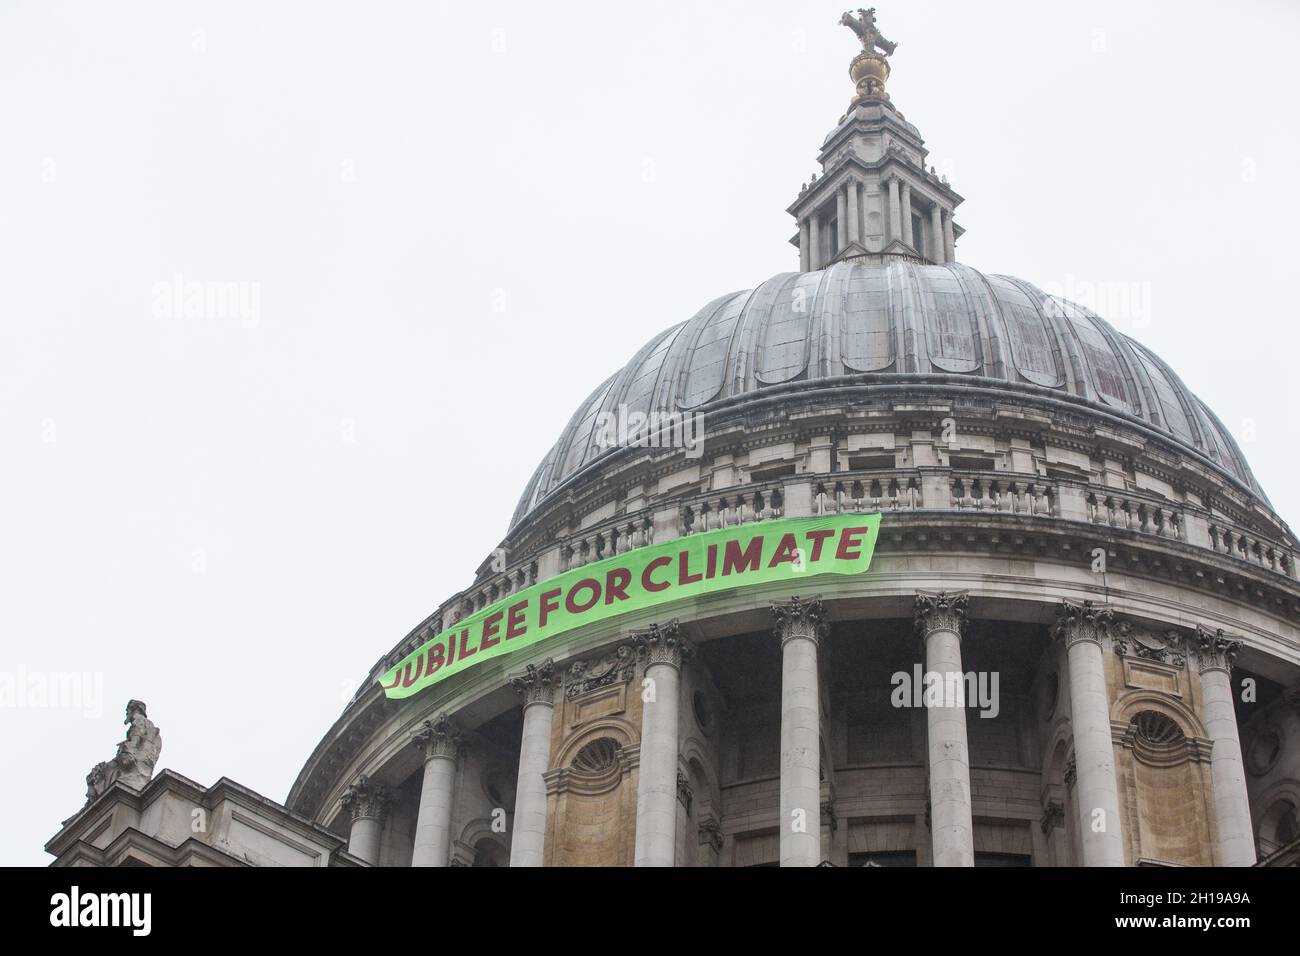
[681,485,785,534]
[1210,522,1295,577]
[370,468,1297,683]
[564,515,654,571]
[815,471,923,513]
[949,473,1055,516]
[1086,490,1185,540]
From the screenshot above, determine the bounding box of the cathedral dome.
[511,260,1263,529]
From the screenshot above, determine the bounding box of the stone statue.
[840,8,897,58]
[85,700,162,804]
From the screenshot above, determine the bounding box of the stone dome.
[511,260,1262,529]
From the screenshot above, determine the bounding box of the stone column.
[809,215,822,271]
[915,591,975,867]
[1195,628,1256,866]
[887,178,902,243]
[508,659,557,867]
[633,621,692,867]
[341,776,391,866]
[930,204,945,262]
[799,218,811,272]
[1054,600,1125,866]
[942,210,956,263]
[900,181,913,249]
[772,597,827,867]
[846,180,860,247]
[835,188,847,255]
[411,713,463,867]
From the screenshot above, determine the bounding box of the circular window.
[482,767,515,812]
[1246,728,1283,777]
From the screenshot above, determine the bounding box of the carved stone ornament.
[1194,625,1241,675]
[509,658,557,707]
[1054,599,1113,649]
[914,590,969,639]
[1063,755,1078,788]
[412,712,465,762]
[1112,620,1187,667]
[821,801,838,832]
[1040,800,1065,835]
[634,620,694,671]
[564,644,637,700]
[698,817,724,852]
[772,596,829,648]
[340,775,392,823]
[676,771,694,812]
[85,699,162,805]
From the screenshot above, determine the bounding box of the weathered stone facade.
[45,14,1300,868]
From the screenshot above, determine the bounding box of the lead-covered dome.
[512,261,1262,528]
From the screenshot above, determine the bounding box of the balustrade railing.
[815,471,923,514]
[681,485,785,535]
[949,473,1056,516]
[1209,522,1295,577]
[1086,490,1185,540]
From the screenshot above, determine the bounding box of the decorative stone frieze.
[1113,620,1187,668]
[564,644,637,700]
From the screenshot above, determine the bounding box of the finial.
[840,8,897,110]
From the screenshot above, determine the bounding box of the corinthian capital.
[914,590,968,639]
[340,775,391,823]
[509,658,557,707]
[412,712,465,762]
[634,620,694,670]
[1194,625,1241,675]
[771,596,829,648]
[1054,599,1113,649]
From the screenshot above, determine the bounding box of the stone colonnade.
[340,596,1256,868]
[799,176,954,268]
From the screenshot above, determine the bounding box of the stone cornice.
[772,596,829,648]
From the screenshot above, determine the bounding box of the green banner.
[379,513,881,699]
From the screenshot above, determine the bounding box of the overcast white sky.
[2,0,1297,865]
